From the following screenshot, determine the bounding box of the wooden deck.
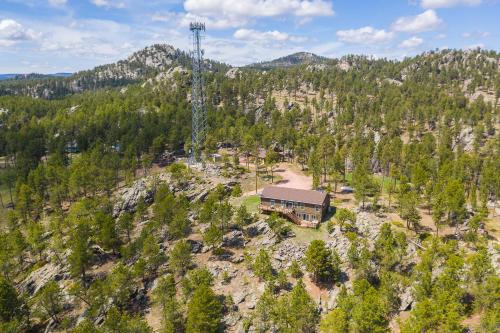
[259,204,319,228]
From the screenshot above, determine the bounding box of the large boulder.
[223,311,242,327]
[113,179,154,217]
[244,221,270,237]
[399,286,414,311]
[187,239,203,253]
[326,225,351,262]
[21,262,69,296]
[233,290,249,304]
[272,240,306,269]
[222,230,246,248]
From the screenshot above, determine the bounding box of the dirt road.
[273,163,312,190]
[242,163,312,197]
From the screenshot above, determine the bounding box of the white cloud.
[38,19,133,57]
[310,41,343,57]
[234,29,288,41]
[184,0,334,18]
[0,19,39,47]
[392,10,442,33]
[201,36,306,66]
[48,0,67,6]
[151,12,178,23]
[421,0,481,9]
[336,26,394,44]
[234,28,305,43]
[434,33,447,39]
[182,0,333,28]
[400,36,424,48]
[90,0,126,9]
[462,31,491,38]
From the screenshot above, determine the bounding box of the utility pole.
[189,22,207,163]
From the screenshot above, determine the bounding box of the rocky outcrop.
[225,68,241,79]
[222,230,246,248]
[244,220,278,247]
[21,262,69,296]
[326,211,386,261]
[399,286,414,311]
[224,311,242,327]
[244,220,270,237]
[187,239,203,253]
[113,179,154,217]
[354,211,385,247]
[272,240,306,269]
[326,226,351,262]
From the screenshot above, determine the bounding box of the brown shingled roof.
[261,186,328,206]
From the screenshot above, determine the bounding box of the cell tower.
[190,22,207,162]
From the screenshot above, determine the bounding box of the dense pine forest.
[0,45,498,333]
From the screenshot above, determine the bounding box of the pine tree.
[186,285,223,333]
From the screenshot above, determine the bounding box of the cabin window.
[315,205,320,211]
[270,199,275,207]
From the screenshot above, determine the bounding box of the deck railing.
[258,204,319,228]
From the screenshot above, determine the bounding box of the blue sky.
[0,0,498,73]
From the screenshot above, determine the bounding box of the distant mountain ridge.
[247,52,329,69]
[0,44,228,98]
[1,45,498,100]
[0,73,72,81]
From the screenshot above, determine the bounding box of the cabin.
[259,186,330,228]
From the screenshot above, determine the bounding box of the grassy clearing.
[289,222,330,245]
[242,195,261,214]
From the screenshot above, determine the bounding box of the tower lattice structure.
[189,22,207,161]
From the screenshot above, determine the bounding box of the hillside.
[0,46,498,333]
[0,44,228,99]
[0,73,72,81]
[247,51,329,69]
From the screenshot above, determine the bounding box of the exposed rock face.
[488,242,500,275]
[224,311,242,327]
[208,261,239,285]
[399,286,414,311]
[337,60,351,71]
[327,287,342,310]
[244,220,279,247]
[233,290,249,304]
[113,179,154,217]
[355,211,385,247]
[21,262,69,296]
[306,63,327,71]
[454,126,475,152]
[187,239,203,253]
[225,68,241,79]
[272,240,306,269]
[244,220,270,237]
[327,211,386,261]
[222,230,246,248]
[326,226,351,261]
